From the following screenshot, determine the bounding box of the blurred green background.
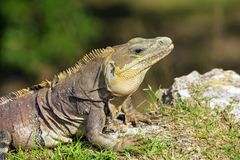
[0,0,240,96]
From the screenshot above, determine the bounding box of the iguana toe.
[113,135,143,152]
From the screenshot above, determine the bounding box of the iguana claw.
[113,135,143,152]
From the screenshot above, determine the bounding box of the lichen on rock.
[160,68,240,122]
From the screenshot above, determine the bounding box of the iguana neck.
[53,58,111,102]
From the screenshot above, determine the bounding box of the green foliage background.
[0,0,102,76]
[0,0,240,95]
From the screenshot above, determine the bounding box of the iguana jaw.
[104,37,174,96]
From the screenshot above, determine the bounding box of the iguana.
[0,37,173,159]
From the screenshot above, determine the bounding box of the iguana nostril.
[157,37,172,45]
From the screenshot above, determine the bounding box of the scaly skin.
[0,37,173,158]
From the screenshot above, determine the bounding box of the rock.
[160,68,240,122]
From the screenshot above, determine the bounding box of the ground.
[7,88,240,160]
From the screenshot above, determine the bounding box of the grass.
[8,140,117,160]
[7,89,240,160]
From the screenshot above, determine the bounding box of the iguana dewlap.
[0,37,173,158]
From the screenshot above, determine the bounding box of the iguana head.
[104,37,174,96]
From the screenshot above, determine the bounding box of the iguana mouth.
[120,43,174,76]
[140,43,174,68]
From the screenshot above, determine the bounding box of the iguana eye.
[134,48,144,54]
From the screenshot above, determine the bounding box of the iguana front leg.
[109,96,151,126]
[0,129,11,160]
[121,96,151,125]
[85,103,136,151]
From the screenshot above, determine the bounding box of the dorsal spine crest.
[0,47,114,104]
[54,47,114,84]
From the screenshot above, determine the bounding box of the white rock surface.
[163,68,240,121]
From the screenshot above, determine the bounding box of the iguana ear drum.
[105,63,115,81]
